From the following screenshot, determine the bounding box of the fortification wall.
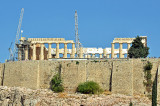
[132,59,146,95]
[0,58,160,99]
[2,61,60,89]
[60,60,113,92]
[112,59,133,95]
[86,60,112,91]
[38,61,59,89]
[60,61,87,92]
[3,61,39,89]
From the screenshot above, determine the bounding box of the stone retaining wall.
[0,58,160,100]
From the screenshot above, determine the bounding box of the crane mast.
[10,8,24,61]
[75,10,80,57]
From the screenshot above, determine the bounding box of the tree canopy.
[128,36,149,58]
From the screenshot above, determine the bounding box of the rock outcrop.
[0,86,158,106]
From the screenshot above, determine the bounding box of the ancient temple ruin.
[17,36,147,60]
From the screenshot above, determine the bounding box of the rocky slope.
[0,86,159,106]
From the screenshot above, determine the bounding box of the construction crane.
[8,42,13,61]
[75,10,80,58]
[9,8,24,61]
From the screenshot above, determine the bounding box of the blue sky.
[0,0,160,62]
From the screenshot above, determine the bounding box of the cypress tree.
[128,36,149,58]
[152,73,157,106]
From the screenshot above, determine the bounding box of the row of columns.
[32,43,77,60]
[18,45,30,61]
[111,43,131,58]
[21,43,132,60]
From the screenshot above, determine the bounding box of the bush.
[144,61,153,70]
[143,61,153,93]
[77,81,102,94]
[51,74,64,93]
[76,61,79,65]
[129,102,133,106]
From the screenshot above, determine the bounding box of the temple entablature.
[27,38,74,44]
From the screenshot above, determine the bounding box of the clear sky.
[0,0,160,62]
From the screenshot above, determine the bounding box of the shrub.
[51,74,64,93]
[129,102,133,106]
[77,81,102,94]
[76,61,79,65]
[143,61,153,93]
[92,60,98,63]
[144,61,153,70]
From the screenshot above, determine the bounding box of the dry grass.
[103,90,112,95]
[57,92,68,98]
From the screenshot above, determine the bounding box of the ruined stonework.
[0,58,160,100]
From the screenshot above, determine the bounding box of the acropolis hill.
[0,35,160,102]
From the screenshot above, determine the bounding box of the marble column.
[85,54,87,58]
[79,47,83,58]
[92,54,95,58]
[99,54,102,58]
[111,43,115,58]
[87,54,91,58]
[103,49,107,58]
[71,43,75,58]
[40,44,44,60]
[48,43,52,59]
[127,43,131,58]
[115,54,118,58]
[127,43,131,50]
[25,46,28,60]
[107,54,110,58]
[33,43,36,60]
[56,43,59,58]
[122,54,125,58]
[119,43,123,58]
[63,43,67,58]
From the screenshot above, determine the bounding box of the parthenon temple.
[17,36,147,60]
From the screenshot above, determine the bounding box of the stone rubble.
[0,86,159,106]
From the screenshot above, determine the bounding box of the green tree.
[128,36,149,58]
